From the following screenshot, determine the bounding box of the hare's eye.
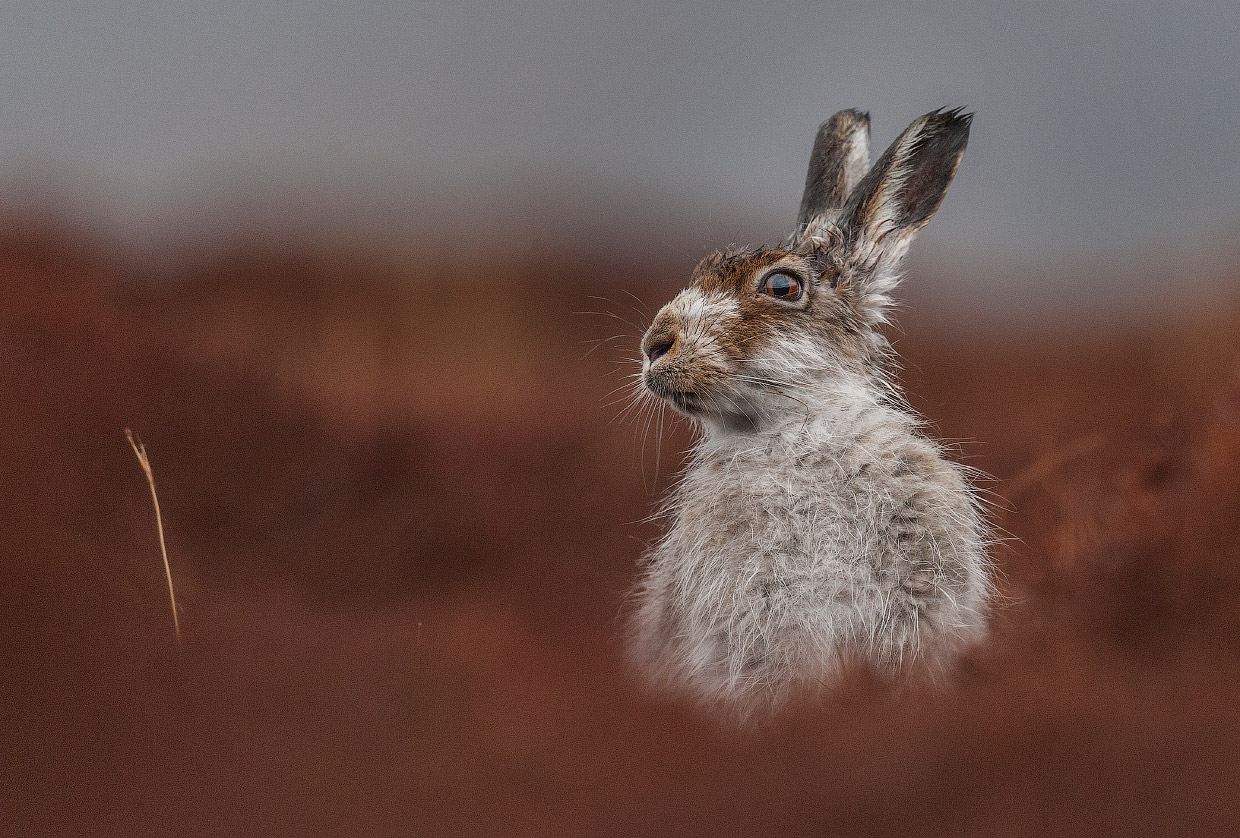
[760,272,803,301]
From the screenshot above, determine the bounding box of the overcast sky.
[2,1,1238,301]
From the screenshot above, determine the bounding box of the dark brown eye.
[760,272,803,301]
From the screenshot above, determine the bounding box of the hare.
[628,108,992,716]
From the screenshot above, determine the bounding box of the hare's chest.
[669,447,860,573]
[650,449,866,680]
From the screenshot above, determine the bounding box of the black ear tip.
[929,106,974,130]
[822,108,870,133]
[844,108,871,127]
[914,108,972,152]
[951,108,974,128]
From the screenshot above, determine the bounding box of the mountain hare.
[628,108,992,715]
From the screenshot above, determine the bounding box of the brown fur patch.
[688,246,874,371]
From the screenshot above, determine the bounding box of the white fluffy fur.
[627,109,990,719]
[629,372,991,716]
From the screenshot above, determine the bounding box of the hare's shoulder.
[678,415,976,549]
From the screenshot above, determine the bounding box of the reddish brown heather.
[2,213,1239,836]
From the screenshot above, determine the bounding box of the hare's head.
[641,108,970,433]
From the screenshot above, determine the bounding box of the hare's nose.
[646,337,675,366]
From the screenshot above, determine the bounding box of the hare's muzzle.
[645,336,675,366]
[641,307,679,367]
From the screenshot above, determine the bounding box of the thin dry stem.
[125,428,181,642]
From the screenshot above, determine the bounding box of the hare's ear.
[835,108,971,323]
[793,109,870,241]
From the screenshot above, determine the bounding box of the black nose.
[646,338,674,365]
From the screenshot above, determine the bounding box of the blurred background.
[3,2,1240,835]
[4,0,1239,311]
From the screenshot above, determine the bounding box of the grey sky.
[3,0,1239,297]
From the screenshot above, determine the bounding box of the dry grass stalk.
[125,428,181,642]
